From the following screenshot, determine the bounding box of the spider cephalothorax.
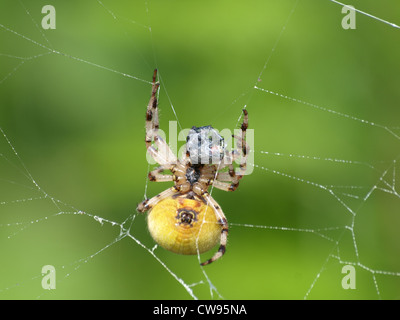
[137,69,249,266]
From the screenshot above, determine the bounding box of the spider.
[137,69,249,266]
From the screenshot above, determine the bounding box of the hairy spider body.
[137,69,248,266]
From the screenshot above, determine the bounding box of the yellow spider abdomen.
[147,196,222,255]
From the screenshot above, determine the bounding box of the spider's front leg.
[232,108,249,178]
[212,109,249,192]
[145,69,160,149]
[144,69,177,166]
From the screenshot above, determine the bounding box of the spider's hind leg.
[136,187,178,213]
[200,192,229,266]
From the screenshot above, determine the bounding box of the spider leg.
[152,133,177,165]
[233,109,249,176]
[232,134,248,176]
[213,109,249,191]
[144,70,177,166]
[200,192,229,266]
[148,165,174,182]
[215,171,233,181]
[212,180,240,192]
[136,187,178,213]
[145,69,160,150]
[198,161,240,191]
[147,135,177,166]
[210,159,243,192]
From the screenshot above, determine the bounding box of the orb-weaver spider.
[137,69,249,266]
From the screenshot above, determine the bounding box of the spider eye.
[186,126,225,165]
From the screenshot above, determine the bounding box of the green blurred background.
[1,0,400,299]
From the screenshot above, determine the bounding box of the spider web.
[1,0,400,299]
